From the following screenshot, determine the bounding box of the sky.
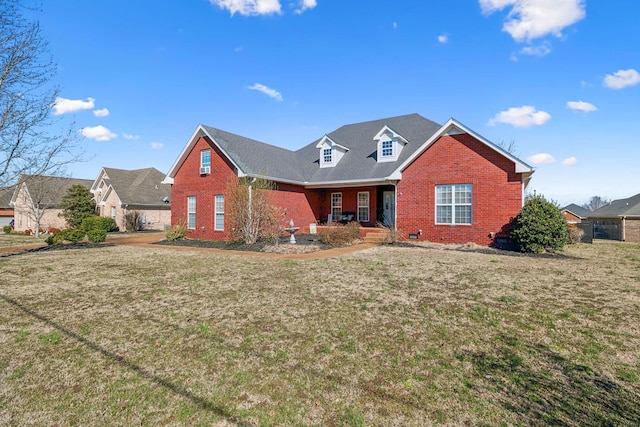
[26,0,640,207]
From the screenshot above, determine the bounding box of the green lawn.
[1,240,639,425]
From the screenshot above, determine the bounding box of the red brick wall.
[625,218,640,242]
[397,133,524,245]
[171,137,318,240]
[171,137,237,240]
[563,211,582,223]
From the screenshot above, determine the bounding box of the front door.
[383,191,395,227]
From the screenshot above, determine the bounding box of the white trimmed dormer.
[316,135,349,168]
[374,125,408,163]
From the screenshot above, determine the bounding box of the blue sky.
[31,0,639,207]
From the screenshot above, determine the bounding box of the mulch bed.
[154,234,332,253]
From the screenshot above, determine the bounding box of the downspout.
[622,216,626,241]
[391,181,398,228]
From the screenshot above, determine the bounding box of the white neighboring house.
[91,167,171,231]
[10,175,93,235]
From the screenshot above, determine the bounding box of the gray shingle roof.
[0,185,15,208]
[202,114,442,183]
[101,167,170,206]
[12,175,93,207]
[589,193,640,217]
[562,203,591,218]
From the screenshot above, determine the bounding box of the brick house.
[0,185,15,228]
[562,204,590,224]
[163,114,535,245]
[90,167,171,231]
[587,193,640,242]
[10,175,93,234]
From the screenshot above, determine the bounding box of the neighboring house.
[562,204,591,224]
[587,193,640,242]
[91,167,171,231]
[0,186,16,227]
[163,114,535,245]
[10,175,93,233]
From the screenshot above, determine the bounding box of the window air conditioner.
[200,166,210,175]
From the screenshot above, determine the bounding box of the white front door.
[383,191,395,227]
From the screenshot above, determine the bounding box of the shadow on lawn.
[458,333,640,426]
[0,293,251,426]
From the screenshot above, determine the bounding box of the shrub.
[3,225,12,234]
[567,226,584,244]
[511,195,568,253]
[87,228,107,243]
[24,229,32,236]
[46,228,86,245]
[81,216,117,233]
[47,227,61,235]
[166,221,188,241]
[124,210,142,232]
[320,222,361,247]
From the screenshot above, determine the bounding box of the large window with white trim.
[200,149,211,174]
[187,196,196,229]
[214,194,224,231]
[436,184,472,225]
[357,192,370,222]
[331,192,342,221]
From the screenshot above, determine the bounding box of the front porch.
[315,224,390,244]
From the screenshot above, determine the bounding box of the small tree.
[16,174,65,237]
[59,184,95,228]
[227,177,282,244]
[511,195,568,253]
[582,195,611,211]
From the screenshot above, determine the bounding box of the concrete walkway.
[0,232,379,260]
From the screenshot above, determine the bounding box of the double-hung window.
[187,196,196,229]
[357,192,370,222]
[331,192,342,221]
[214,194,224,231]
[323,148,332,164]
[200,149,211,174]
[436,184,472,225]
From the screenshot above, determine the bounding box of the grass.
[0,233,47,248]
[1,240,640,425]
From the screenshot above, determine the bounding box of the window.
[111,206,116,219]
[187,196,196,229]
[214,194,224,231]
[323,148,332,164]
[331,193,342,221]
[436,184,472,225]
[200,149,211,174]
[381,139,393,157]
[357,192,370,222]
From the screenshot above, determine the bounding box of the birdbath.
[285,219,300,244]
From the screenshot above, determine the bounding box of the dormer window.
[323,148,332,164]
[200,149,211,175]
[374,125,408,163]
[316,135,349,168]
[381,139,394,157]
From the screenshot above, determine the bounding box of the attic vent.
[200,166,210,175]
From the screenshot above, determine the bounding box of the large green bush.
[81,216,117,233]
[511,195,568,253]
[87,228,107,243]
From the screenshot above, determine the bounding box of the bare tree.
[496,139,519,155]
[582,196,611,211]
[227,177,282,244]
[0,0,83,187]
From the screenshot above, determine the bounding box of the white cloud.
[150,142,164,150]
[566,100,597,112]
[294,0,316,14]
[93,108,110,117]
[392,22,398,29]
[248,83,283,101]
[438,34,448,44]
[604,68,640,90]
[562,156,578,165]
[488,106,551,128]
[208,0,281,16]
[123,133,140,140]
[527,153,555,164]
[519,43,551,56]
[52,97,95,115]
[80,125,117,141]
[480,0,586,42]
